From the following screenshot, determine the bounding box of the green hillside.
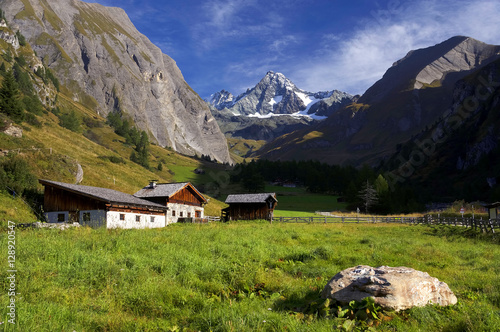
[0,21,228,221]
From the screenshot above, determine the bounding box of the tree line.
[231,159,424,214]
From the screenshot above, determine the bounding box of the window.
[57,213,65,222]
[195,211,201,218]
[172,210,176,217]
[136,215,141,222]
[150,216,155,223]
[187,212,191,218]
[180,211,183,217]
[120,214,125,221]
[82,212,91,222]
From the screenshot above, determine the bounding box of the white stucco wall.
[106,211,166,229]
[167,203,204,224]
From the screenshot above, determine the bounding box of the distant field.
[1,223,498,331]
[266,185,347,217]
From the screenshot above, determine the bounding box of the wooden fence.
[272,215,499,233]
[178,216,220,223]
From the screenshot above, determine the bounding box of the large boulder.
[2,124,23,138]
[321,265,457,312]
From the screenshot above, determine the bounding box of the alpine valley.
[0,0,499,204]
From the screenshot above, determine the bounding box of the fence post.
[342,217,344,223]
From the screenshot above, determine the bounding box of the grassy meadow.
[267,185,347,217]
[1,222,499,331]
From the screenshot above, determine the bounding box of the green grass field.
[1,222,498,331]
[266,185,347,217]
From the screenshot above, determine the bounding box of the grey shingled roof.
[484,202,500,208]
[39,180,167,210]
[134,182,207,202]
[225,193,277,204]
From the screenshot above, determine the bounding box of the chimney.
[149,180,158,189]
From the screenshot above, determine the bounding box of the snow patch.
[294,91,326,119]
[248,112,278,119]
[269,95,283,107]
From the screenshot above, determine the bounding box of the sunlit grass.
[0,222,498,331]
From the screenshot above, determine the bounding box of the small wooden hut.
[222,193,278,221]
[484,202,500,220]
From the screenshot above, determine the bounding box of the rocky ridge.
[207,71,355,141]
[0,0,232,163]
[257,37,500,166]
[208,71,354,118]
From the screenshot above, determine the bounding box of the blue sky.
[89,0,500,99]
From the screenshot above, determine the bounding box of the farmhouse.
[222,193,278,221]
[134,181,207,224]
[39,180,167,229]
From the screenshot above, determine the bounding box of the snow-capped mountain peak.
[206,71,355,119]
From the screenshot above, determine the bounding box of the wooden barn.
[222,193,278,221]
[39,179,167,229]
[134,181,207,224]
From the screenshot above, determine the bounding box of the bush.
[23,95,44,115]
[82,116,103,129]
[98,155,126,164]
[25,113,42,128]
[58,110,81,132]
[0,154,37,196]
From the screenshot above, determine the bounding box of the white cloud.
[192,0,284,51]
[291,0,500,95]
[269,35,299,53]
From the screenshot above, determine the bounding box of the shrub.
[0,154,37,195]
[58,110,81,132]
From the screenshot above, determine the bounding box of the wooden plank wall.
[169,186,204,207]
[228,203,273,220]
[44,186,106,212]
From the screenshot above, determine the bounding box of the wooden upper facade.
[134,182,207,207]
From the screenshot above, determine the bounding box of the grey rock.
[322,265,457,312]
[0,0,232,164]
[211,107,317,141]
[0,21,19,49]
[414,37,500,89]
[2,124,23,138]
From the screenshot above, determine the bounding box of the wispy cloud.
[291,0,500,94]
[269,35,299,54]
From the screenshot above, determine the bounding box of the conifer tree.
[0,70,24,122]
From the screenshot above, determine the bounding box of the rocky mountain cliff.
[382,57,500,201]
[257,37,500,166]
[207,71,355,141]
[0,0,232,164]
